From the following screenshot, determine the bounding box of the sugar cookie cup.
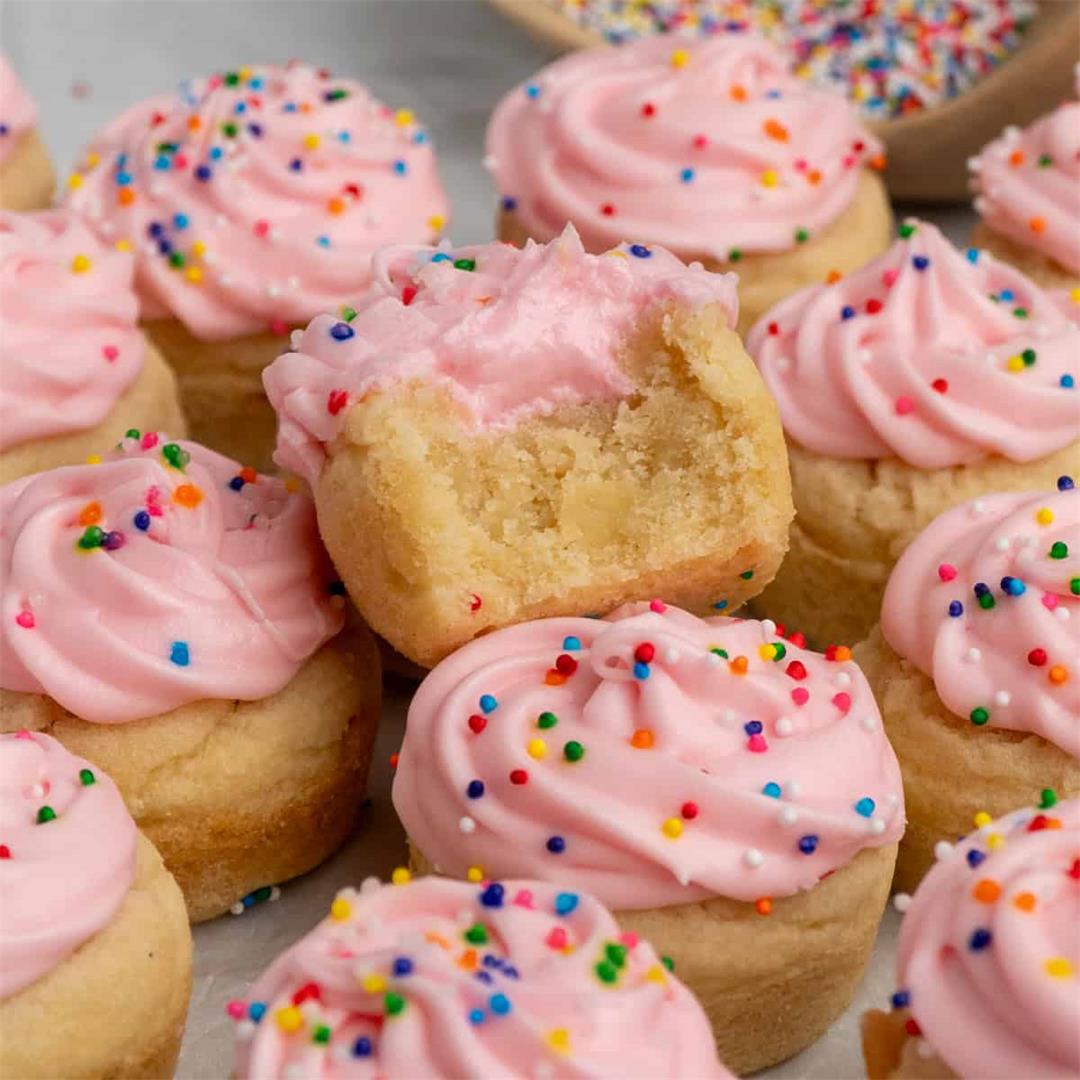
[0,58,54,211]
[0,210,186,484]
[265,228,793,669]
[230,875,734,1079]
[0,436,380,922]
[394,602,905,1074]
[66,62,449,470]
[748,219,1080,648]
[855,484,1079,893]
[862,798,1080,1079]
[0,731,192,1079]
[487,35,891,336]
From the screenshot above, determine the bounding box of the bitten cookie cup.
[229,875,733,1079]
[0,436,380,922]
[0,210,186,484]
[486,34,891,336]
[854,484,1079,894]
[861,798,1080,1080]
[0,732,192,1080]
[970,79,1080,293]
[393,602,905,1074]
[265,228,793,669]
[747,219,1080,649]
[0,57,54,212]
[65,62,449,472]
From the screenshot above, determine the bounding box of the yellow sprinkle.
[661,817,684,839]
[1006,355,1025,373]
[986,832,1005,850]
[191,240,207,257]
[466,865,484,883]
[238,66,252,80]
[84,151,101,169]
[85,454,102,465]
[303,133,321,150]
[330,897,351,921]
[605,248,628,259]
[973,811,992,828]
[527,738,547,760]
[427,214,445,232]
[185,266,203,284]
[70,254,92,274]
[546,1028,571,1053]
[361,972,386,993]
[274,1005,303,1033]
[1035,507,1054,525]
[114,239,133,253]
[1045,957,1074,978]
[670,48,689,68]
[391,866,411,886]
[758,643,778,661]
[760,168,779,188]
[395,108,415,127]
[66,173,84,190]
[1069,286,1080,303]
[645,964,668,985]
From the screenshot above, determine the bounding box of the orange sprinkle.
[173,483,203,509]
[826,269,843,284]
[1013,892,1037,912]
[763,119,788,142]
[1048,665,1068,685]
[78,501,103,526]
[327,196,345,215]
[754,897,773,916]
[457,948,478,971]
[868,153,887,171]
[1008,149,1025,167]
[972,879,1001,904]
[116,188,135,207]
[239,466,258,484]
[545,670,568,686]
[807,169,822,185]
[187,116,201,132]
[1029,216,1047,234]
[833,645,853,662]
[630,729,655,749]
[729,83,747,102]
[729,655,749,675]
[425,931,451,949]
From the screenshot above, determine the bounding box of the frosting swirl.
[486,34,882,259]
[894,798,1080,1078]
[264,225,738,484]
[0,434,343,722]
[748,219,1080,468]
[231,875,731,1079]
[0,210,146,452]
[65,62,448,340]
[0,730,137,1000]
[393,602,904,909]
[882,484,1079,758]
[0,56,37,165]
[972,81,1080,276]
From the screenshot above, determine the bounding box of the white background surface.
[2,3,977,1077]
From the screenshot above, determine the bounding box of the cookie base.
[970,220,1080,293]
[862,1008,957,1079]
[0,128,55,211]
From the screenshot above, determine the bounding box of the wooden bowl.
[488,0,1079,202]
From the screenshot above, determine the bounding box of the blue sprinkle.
[744,720,763,735]
[480,694,498,714]
[999,288,1014,302]
[209,146,224,161]
[633,661,650,680]
[482,955,500,969]
[500,196,518,212]
[480,883,504,908]
[969,928,993,951]
[680,167,695,183]
[1058,475,1075,491]
[170,641,190,667]
[798,834,819,855]
[525,83,541,99]
[115,170,132,185]
[133,510,151,531]
[392,159,407,176]
[712,599,728,611]
[629,244,652,259]
[431,252,452,262]
[1000,576,1026,596]
[1061,375,1075,389]
[337,130,351,144]
[854,797,876,818]
[392,957,413,977]
[474,970,493,985]
[157,238,173,255]
[489,993,511,1015]
[948,601,964,618]
[890,990,910,1010]
[147,222,165,238]
[228,476,245,492]
[172,212,189,230]
[413,131,428,144]
[248,77,264,90]
[234,101,247,114]
[562,636,581,651]
[965,248,979,263]
[248,1001,267,1022]
[289,158,303,172]
[841,305,856,320]
[966,849,986,868]
[765,89,782,99]
[468,1008,485,1025]
[352,1036,373,1057]
[316,235,331,248]
[248,122,263,138]
[973,582,990,597]
[283,102,298,113]
[116,153,128,168]
[329,322,355,341]
[546,835,566,854]
[762,782,782,798]
[554,892,578,916]
[154,155,171,170]
[912,256,930,271]
[195,165,212,182]
[466,780,485,799]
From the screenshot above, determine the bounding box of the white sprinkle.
[1055,607,1070,622]
[833,671,852,688]
[663,647,680,664]
[721,708,737,726]
[775,356,791,372]
[967,156,982,172]
[229,901,245,915]
[893,892,912,913]
[675,869,690,886]
[994,536,1010,552]
[934,840,954,862]
[459,816,476,834]
[787,780,803,797]
[218,274,233,288]
[860,714,878,731]
[688,261,705,272]
[887,792,902,807]
[360,876,381,895]
[267,284,281,298]
[270,886,281,902]
[916,1040,936,1061]
[971,500,987,516]
[290,329,304,349]
[779,806,798,827]
[867,818,887,835]
[775,717,794,737]
[707,651,722,666]
[482,154,497,171]
[761,619,777,638]
[743,848,764,868]
[235,1020,255,1041]
[29,783,46,799]
[994,690,1011,707]
[973,196,988,215]
[965,648,982,664]
[858,348,873,364]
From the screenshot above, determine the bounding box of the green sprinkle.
[224,71,240,87]
[1039,788,1057,809]
[325,88,348,102]
[168,250,185,269]
[727,248,742,263]
[771,642,787,661]
[594,960,618,984]
[340,305,357,322]
[221,121,238,138]
[36,806,56,824]
[1049,541,1068,559]
[77,526,104,550]
[898,222,916,238]
[384,992,406,1016]
[464,923,488,945]
[79,768,95,786]
[970,707,990,726]
[537,711,558,729]
[794,227,809,244]
[453,258,476,271]
[710,647,729,659]
[1012,307,1029,319]
[312,1024,331,1044]
[1022,348,1036,366]
[563,740,585,763]
[661,955,675,972]
[605,942,627,968]
[978,593,996,610]
[1071,577,1080,596]
[162,443,189,470]
[740,569,754,580]
[125,428,141,440]
[1038,153,1053,167]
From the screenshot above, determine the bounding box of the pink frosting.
[0,730,136,1000]
[895,798,1080,1078]
[882,486,1079,758]
[0,210,146,452]
[0,56,37,165]
[0,435,343,722]
[231,875,731,1079]
[393,602,904,909]
[972,80,1080,276]
[747,219,1080,468]
[486,34,882,259]
[65,62,449,340]
[265,225,739,484]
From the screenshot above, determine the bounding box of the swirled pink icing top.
[64,62,449,340]
[882,484,1079,758]
[0,730,136,1000]
[971,79,1080,276]
[893,798,1080,1078]
[747,219,1080,468]
[0,56,37,165]
[393,602,904,909]
[486,34,882,259]
[264,226,738,484]
[0,434,343,722]
[231,875,731,1079]
[0,210,146,452]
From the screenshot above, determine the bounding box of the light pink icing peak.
[0,730,136,1000]
[265,225,739,484]
[232,875,732,1079]
[393,603,904,909]
[0,435,343,722]
[64,62,449,340]
[0,56,37,165]
[896,799,1080,1079]
[972,82,1080,275]
[882,486,1079,757]
[0,209,146,452]
[747,219,1080,468]
[486,33,882,259]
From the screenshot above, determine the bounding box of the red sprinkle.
[932,378,949,393]
[292,982,321,1005]
[1028,814,1051,832]
[641,102,656,118]
[467,714,487,734]
[767,321,780,336]
[327,389,348,415]
[509,769,528,785]
[747,733,768,753]
[865,298,883,314]
[546,927,567,949]
[102,345,119,362]
[692,134,708,149]
[388,752,399,770]
[1069,858,1080,880]
[905,1018,922,1036]
[555,654,578,675]
[14,610,34,629]
[937,563,957,582]
[786,660,808,681]
[1028,648,1048,667]
[402,284,418,306]
[895,396,915,415]
[600,203,616,217]
[634,643,656,664]
[268,318,288,336]
[786,631,806,649]
[253,219,270,238]
[681,801,699,820]
[0,845,10,859]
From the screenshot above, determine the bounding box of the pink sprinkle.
[14,729,33,739]
[140,432,159,449]
[882,269,898,288]
[546,927,567,949]
[512,888,533,908]
[895,396,915,416]
[225,1000,246,1020]
[793,158,807,171]
[791,687,810,706]
[269,318,288,336]
[253,220,270,238]
[937,563,957,582]
[842,154,856,168]
[746,733,768,753]
[619,931,639,948]
[102,345,119,362]
[1042,593,1059,611]
[649,599,667,613]
[14,610,34,629]
[173,153,188,170]
[832,692,852,714]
